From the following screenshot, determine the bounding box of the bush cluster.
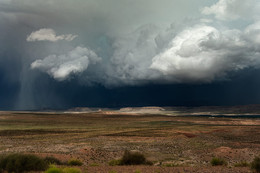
[210,157,227,166]
[0,154,48,173]
[108,159,121,166]
[210,155,260,173]
[109,150,152,166]
[44,156,63,165]
[2,152,259,173]
[67,159,83,166]
[45,165,81,173]
[0,153,86,173]
[234,161,249,167]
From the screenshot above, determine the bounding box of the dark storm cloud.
[21,0,260,85]
[1,0,260,109]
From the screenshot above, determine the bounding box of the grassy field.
[0,111,259,172]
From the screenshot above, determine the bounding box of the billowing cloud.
[102,0,260,85]
[245,21,260,44]
[27,28,77,42]
[107,21,260,84]
[150,24,260,83]
[25,0,260,85]
[201,0,258,21]
[31,47,101,81]
[107,24,162,85]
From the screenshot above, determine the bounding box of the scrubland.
[0,111,259,172]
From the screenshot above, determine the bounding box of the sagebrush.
[210,157,227,166]
[0,153,48,173]
[109,150,152,166]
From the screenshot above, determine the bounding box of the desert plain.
[0,106,259,173]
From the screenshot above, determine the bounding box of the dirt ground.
[0,111,259,172]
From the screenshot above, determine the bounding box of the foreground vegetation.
[45,165,82,173]
[0,154,83,173]
[0,154,48,172]
[211,157,227,166]
[109,150,152,166]
[0,153,260,173]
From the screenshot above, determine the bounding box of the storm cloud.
[1,0,260,109]
[24,0,260,85]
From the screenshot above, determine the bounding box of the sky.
[1,0,260,110]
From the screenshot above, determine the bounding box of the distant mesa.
[67,106,165,114]
[119,107,165,113]
[65,104,260,116]
[66,107,114,113]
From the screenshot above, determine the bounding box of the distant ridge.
[65,104,260,116]
[119,107,165,113]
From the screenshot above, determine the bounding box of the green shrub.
[108,171,117,173]
[62,167,82,173]
[45,166,82,173]
[119,150,152,165]
[89,163,99,166]
[108,159,121,166]
[0,153,48,173]
[45,166,63,173]
[210,157,227,166]
[234,161,249,167]
[44,156,62,165]
[251,156,260,173]
[68,159,83,166]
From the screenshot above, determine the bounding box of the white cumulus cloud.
[31,46,101,81]
[150,24,260,83]
[27,28,77,42]
[201,0,257,21]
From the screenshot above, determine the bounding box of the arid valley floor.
[0,107,260,173]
